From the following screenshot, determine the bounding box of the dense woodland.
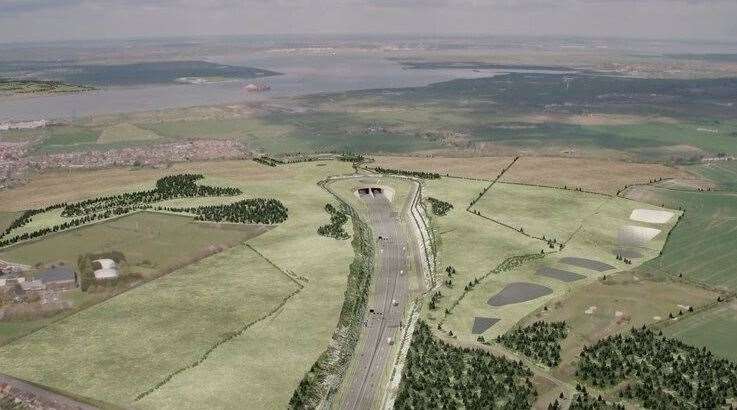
[576,327,737,409]
[373,167,441,179]
[160,198,288,224]
[426,197,453,216]
[566,384,625,410]
[317,203,350,239]
[0,174,286,248]
[62,174,240,217]
[395,321,536,409]
[497,321,567,367]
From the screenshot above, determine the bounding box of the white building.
[93,259,119,280]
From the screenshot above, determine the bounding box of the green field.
[0,161,362,408]
[0,79,92,95]
[471,182,610,242]
[0,212,19,233]
[664,301,737,361]
[0,211,266,274]
[686,161,737,191]
[422,177,678,342]
[135,161,358,409]
[0,245,298,404]
[97,123,162,144]
[633,187,737,290]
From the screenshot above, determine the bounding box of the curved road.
[342,189,413,409]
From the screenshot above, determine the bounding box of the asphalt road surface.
[343,191,411,409]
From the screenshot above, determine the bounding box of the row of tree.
[576,326,737,409]
[159,198,288,225]
[0,174,248,248]
[62,174,240,217]
[0,203,67,239]
[373,167,441,179]
[317,203,350,239]
[0,210,132,248]
[426,197,453,216]
[253,156,282,167]
[338,153,366,163]
[394,321,536,409]
[496,321,568,367]
[289,210,374,408]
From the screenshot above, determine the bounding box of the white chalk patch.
[585,306,598,315]
[630,209,674,224]
[618,225,661,246]
[653,316,662,321]
[615,311,624,317]
[678,304,691,310]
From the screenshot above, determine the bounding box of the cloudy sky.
[1,0,736,43]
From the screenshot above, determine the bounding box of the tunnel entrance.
[355,184,395,202]
[357,186,385,199]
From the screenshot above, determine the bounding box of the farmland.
[0,78,92,95]
[0,245,299,404]
[418,173,679,345]
[664,300,737,361]
[0,160,362,408]
[0,211,267,274]
[686,160,737,191]
[627,185,737,290]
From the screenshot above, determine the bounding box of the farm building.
[35,265,78,290]
[93,259,119,280]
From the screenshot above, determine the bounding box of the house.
[35,265,78,290]
[19,280,45,292]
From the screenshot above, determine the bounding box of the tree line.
[395,321,536,409]
[496,321,568,367]
[317,203,350,239]
[289,210,374,408]
[0,174,255,248]
[62,174,240,217]
[576,326,737,409]
[159,198,288,225]
[373,167,441,179]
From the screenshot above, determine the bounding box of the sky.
[0,0,736,43]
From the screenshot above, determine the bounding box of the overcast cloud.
[0,0,735,43]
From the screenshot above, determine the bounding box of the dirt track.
[0,373,98,410]
[342,190,413,409]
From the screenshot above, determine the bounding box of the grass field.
[0,245,298,404]
[500,156,692,195]
[0,211,266,274]
[422,176,678,345]
[418,178,541,335]
[0,159,294,211]
[0,79,91,95]
[686,161,737,191]
[0,212,19,233]
[0,160,361,408]
[371,156,513,180]
[471,182,610,241]
[628,186,737,290]
[664,300,737,361]
[97,123,162,144]
[138,117,294,145]
[135,161,359,409]
[520,270,718,380]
